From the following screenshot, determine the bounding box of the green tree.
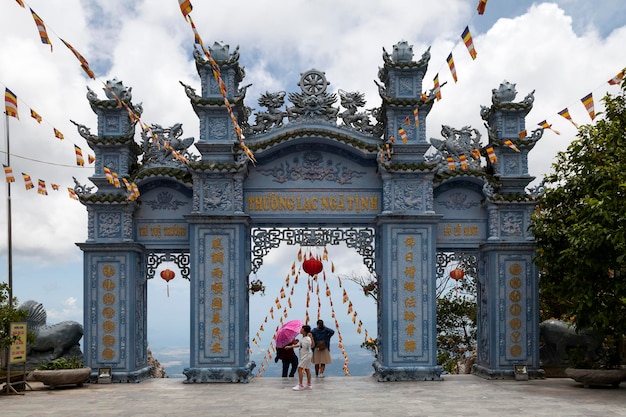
[0,282,28,353]
[530,77,626,367]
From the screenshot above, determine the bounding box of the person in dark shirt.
[275,338,298,377]
[311,319,335,378]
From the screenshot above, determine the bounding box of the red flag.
[179,0,193,20]
[461,26,477,60]
[4,88,18,119]
[30,8,52,51]
[580,93,595,120]
[557,108,578,128]
[30,108,42,123]
[477,0,488,15]
[446,53,457,83]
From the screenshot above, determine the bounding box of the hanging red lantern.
[302,256,323,276]
[160,269,176,297]
[449,268,465,281]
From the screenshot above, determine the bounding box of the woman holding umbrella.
[285,324,314,390]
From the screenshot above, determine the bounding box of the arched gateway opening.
[75,41,544,383]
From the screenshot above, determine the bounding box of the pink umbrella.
[275,319,303,348]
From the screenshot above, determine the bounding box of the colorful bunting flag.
[30,108,42,123]
[433,73,442,100]
[68,187,78,200]
[22,173,34,190]
[88,154,95,164]
[179,0,193,20]
[37,179,47,195]
[112,172,121,188]
[53,128,64,140]
[538,120,560,135]
[103,166,113,184]
[580,93,595,120]
[15,0,25,7]
[403,116,411,126]
[74,145,85,166]
[557,108,578,128]
[413,108,419,128]
[459,154,468,169]
[30,8,52,51]
[503,139,520,152]
[486,146,497,163]
[477,0,488,15]
[461,26,477,60]
[471,149,481,159]
[3,165,15,183]
[518,129,527,139]
[51,183,59,190]
[446,157,456,170]
[446,53,458,83]
[5,88,18,119]
[61,39,95,79]
[398,128,408,144]
[189,15,203,45]
[608,69,625,85]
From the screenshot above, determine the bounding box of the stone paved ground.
[1,375,626,417]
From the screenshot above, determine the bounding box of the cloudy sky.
[1,0,625,374]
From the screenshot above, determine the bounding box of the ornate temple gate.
[75,40,544,383]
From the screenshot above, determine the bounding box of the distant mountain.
[149,344,377,379]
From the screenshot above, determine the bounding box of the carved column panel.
[374,216,442,381]
[79,243,149,383]
[184,216,254,382]
[474,243,543,379]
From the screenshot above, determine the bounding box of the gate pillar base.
[183,363,256,383]
[472,364,545,380]
[89,366,152,384]
[373,361,443,382]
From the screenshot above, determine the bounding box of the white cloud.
[1,1,625,370]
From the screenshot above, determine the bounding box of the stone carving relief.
[98,212,122,238]
[141,123,197,168]
[393,180,424,211]
[438,192,480,210]
[203,180,233,211]
[144,191,190,210]
[428,125,482,171]
[257,151,365,184]
[501,211,523,236]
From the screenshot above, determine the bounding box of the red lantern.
[160,269,176,297]
[449,268,465,281]
[302,257,323,276]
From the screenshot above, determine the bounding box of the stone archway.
[76,40,543,383]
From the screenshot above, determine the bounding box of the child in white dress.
[287,324,314,390]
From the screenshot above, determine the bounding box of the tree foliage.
[0,282,28,352]
[531,79,626,366]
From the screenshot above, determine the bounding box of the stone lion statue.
[18,300,84,368]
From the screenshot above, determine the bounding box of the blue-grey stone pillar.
[78,243,150,383]
[183,215,255,382]
[373,215,443,381]
[473,243,543,379]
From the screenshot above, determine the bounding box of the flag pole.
[4,112,12,304]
